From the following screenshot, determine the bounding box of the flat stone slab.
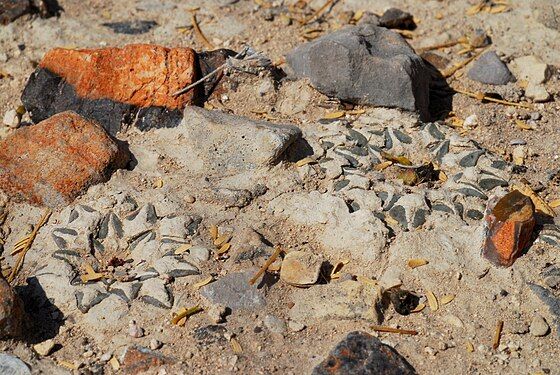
[467,51,514,85]
[0,111,128,207]
[200,271,266,310]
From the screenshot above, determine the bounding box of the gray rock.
[264,315,287,334]
[158,215,190,239]
[286,24,430,119]
[139,278,173,309]
[510,55,551,84]
[152,256,199,278]
[530,315,550,337]
[289,280,382,323]
[200,272,266,310]
[525,83,550,102]
[0,353,31,375]
[75,284,109,313]
[123,204,157,239]
[84,295,128,332]
[533,0,560,31]
[379,8,415,30]
[110,281,142,303]
[528,283,559,337]
[467,51,514,85]
[175,107,301,175]
[189,246,211,262]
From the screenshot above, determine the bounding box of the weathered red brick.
[0,111,128,207]
[482,190,536,267]
[39,44,197,109]
[0,274,25,339]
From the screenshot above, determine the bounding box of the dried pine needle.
[171,305,203,325]
[58,360,78,370]
[230,337,243,353]
[549,199,560,209]
[515,120,535,130]
[193,276,214,289]
[408,258,429,269]
[209,225,219,240]
[411,303,426,313]
[374,161,393,171]
[426,291,439,311]
[191,12,214,49]
[371,325,418,335]
[453,88,533,109]
[8,209,51,283]
[175,243,193,255]
[492,320,504,350]
[322,111,345,119]
[440,294,455,305]
[330,260,349,279]
[217,242,231,254]
[214,233,232,247]
[249,246,282,285]
[300,0,335,25]
[296,157,316,167]
[442,48,487,78]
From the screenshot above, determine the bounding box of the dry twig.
[371,325,419,335]
[492,320,504,350]
[453,88,533,109]
[191,11,214,50]
[300,0,336,25]
[249,246,282,285]
[8,209,51,283]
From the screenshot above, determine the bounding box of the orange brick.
[39,44,197,109]
[482,190,535,267]
[0,111,129,207]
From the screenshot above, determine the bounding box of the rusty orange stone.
[482,190,536,267]
[39,44,197,109]
[121,345,174,374]
[0,111,128,208]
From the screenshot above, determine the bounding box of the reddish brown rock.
[121,345,174,374]
[0,274,25,339]
[39,45,196,109]
[482,190,536,267]
[0,111,128,207]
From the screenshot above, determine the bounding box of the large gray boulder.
[286,24,430,120]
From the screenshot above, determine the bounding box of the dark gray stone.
[286,24,430,120]
[312,331,416,375]
[102,20,157,35]
[467,51,514,85]
[379,8,415,30]
[528,283,560,338]
[200,271,266,310]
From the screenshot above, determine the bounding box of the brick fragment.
[482,190,536,267]
[121,345,174,375]
[0,111,128,207]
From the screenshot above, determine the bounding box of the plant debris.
[407,258,429,269]
[492,320,504,350]
[426,291,439,311]
[249,246,283,285]
[171,305,203,325]
[371,325,419,336]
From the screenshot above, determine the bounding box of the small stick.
[442,47,487,78]
[372,325,419,336]
[492,320,504,350]
[8,209,51,283]
[249,246,282,285]
[300,0,335,25]
[417,39,462,52]
[171,305,203,325]
[191,12,214,50]
[453,88,533,109]
[173,48,248,97]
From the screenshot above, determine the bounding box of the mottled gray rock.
[0,353,31,375]
[312,331,416,375]
[264,315,287,334]
[510,55,551,84]
[158,215,190,239]
[153,256,199,278]
[533,0,560,31]
[286,24,430,119]
[110,281,142,303]
[75,284,109,313]
[200,271,266,310]
[289,280,382,323]
[467,51,513,85]
[123,204,157,239]
[528,283,560,337]
[189,246,211,262]
[139,278,173,309]
[530,315,550,337]
[84,294,128,331]
[168,107,301,175]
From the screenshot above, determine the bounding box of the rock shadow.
[15,276,64,345]
[424,58,454,121]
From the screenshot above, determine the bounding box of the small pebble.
[100,352,112,362]
[530,112,541,121]
[463,114,478,128]
[207,304,227,324]
[82,350,94,358]
[184,195,196,204]
[2,109,20,128]
[33,339,56,356]
[509,139,527,146]
[128,320,144,338]
[288,321,306,332]
[529,315,550,337]
[149,339,162,350]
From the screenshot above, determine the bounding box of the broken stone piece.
[312,331,416,375]
[121,345,174,374]
[286,24,430,120]
[33,339,55,356]
[0,111,129,207]
[0,275,25,339]
[22,44,197,135]
[200,271,266,310]
[467,51,514,85]
[0,353,31,375]
[379,8,416,30]
[102,20,158,35]
[279,251,323,286]
[482,190,535,267]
